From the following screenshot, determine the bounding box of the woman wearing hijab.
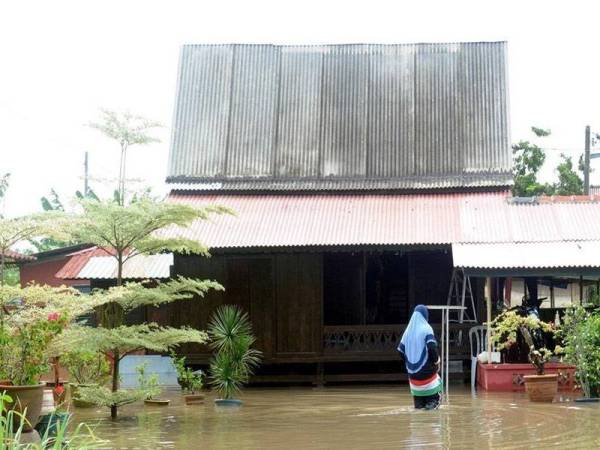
[397,304,442,410]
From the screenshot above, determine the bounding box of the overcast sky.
[1,0,600,217]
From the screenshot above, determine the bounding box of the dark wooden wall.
[159,248,473,363]
[161,252,323,361]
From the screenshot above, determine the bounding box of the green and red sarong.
[409,373,443,397]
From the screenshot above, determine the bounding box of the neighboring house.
[21,245,173,295]
[158,42,515,382]
[20,244,95,292]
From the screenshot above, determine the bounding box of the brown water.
[73,385,600,449]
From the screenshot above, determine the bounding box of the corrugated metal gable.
[226,45,279,176]
[367,44,415,177]
[168,42,512,190]
[321,45,369,177]
[276,46,323,177]
[168,45,234,178]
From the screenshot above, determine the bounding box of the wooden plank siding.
[164,249,475,366]
[274,253,322,356]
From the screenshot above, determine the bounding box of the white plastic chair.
[469,325,487,389]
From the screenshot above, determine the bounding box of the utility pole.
[584,126,591,195]
[84,151,89,196]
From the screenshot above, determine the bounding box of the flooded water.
[72,384,600,449]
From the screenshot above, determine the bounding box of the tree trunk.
[0,251,5,286]
[111,350,120,419]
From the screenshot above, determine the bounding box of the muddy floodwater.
[72,385,600,449]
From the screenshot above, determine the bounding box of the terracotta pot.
[184,394,204,405]
[0,383,46,431]
[523,374,558,402]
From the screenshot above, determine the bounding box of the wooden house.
[159,42,513,382]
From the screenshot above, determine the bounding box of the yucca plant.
[208,306,261,401]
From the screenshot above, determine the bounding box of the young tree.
[512,127,553,196]
[89,110,162,206]
[57,196,231,419]
[553,154,584,195]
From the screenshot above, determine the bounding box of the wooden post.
[580,275,584,305]
[485,277,492,363]
[584,125,591,195]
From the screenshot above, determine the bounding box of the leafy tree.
[0,214,70,285]
[56,196,231,419]
[512,127,553,196]
[553,154,584,195]
[89,109,162,206]
[0,173,9,207]
[31,188,100,253]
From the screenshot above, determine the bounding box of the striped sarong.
[409,373,443,397]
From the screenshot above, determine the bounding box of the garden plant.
[209,305,261,403]
[559,307,600,398]
[54,195,229,419]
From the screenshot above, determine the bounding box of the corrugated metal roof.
[453,241,600,269]
[163,192,506,248]
[55,246,113,280]
[72,254,174,280]
[164,193,600,249]
[168,42,511,190]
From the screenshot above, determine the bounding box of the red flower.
[54,384,65,395]
[47,312,59,321]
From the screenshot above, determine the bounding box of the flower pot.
[0,383,46,431]
[523,374,558,402]
[144,398,170,406]
[35,412,71,438]
[184,394,204,405]
[69,383,97,408]
[214,398,243,407]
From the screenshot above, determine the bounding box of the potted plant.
[172,353,204,405]
[520,326,557,402]
[208,305,262,406]
[60,349,111,408]
[137,363,170,406]
[560,307,600,402]
[0,285,82,431]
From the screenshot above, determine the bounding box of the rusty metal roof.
[164,192,502,248]
[168,42,511,190]
[70,254,173,280]
[453,241,600,270]
[2,249,35,263]
[56,247,173,280]
[164,193,600,250]
[55,247,111,280]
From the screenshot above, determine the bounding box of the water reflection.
[72,385,600,449]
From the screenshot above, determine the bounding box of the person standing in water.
[397,305,442,410]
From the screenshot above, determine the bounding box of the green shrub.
[208,306,261,400]
[561,307,600,397]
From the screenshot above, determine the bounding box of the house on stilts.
[145,42,514,383]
